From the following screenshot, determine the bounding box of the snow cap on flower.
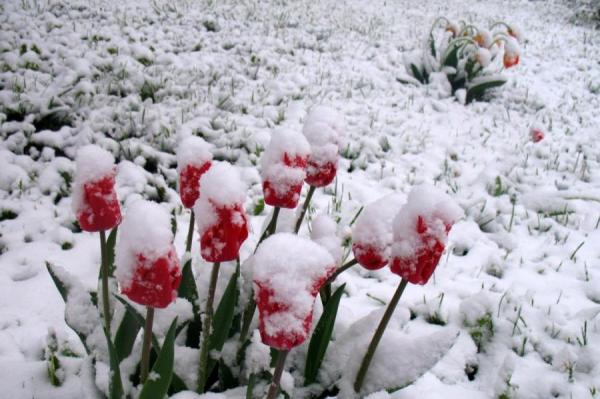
[476,47,492,67]
[253,233,335,350]
[177,136,213,208]
[390,185,463,285]
[194,162,249,262]
[116,200,181,308]
[72,144,121,232]
[352,194,403,270]
[260,129,310,208]
[503,37,520,68]
[302,105,346,187]
[474,29,492,48]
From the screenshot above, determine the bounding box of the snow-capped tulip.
[72,145,122,232]
[503,37,520,69]
[530,127,544,143]
[302,106,346,188]
[194,162,249,262]
[116,201,181,308]
[177,137,213,208]
[474,29,492,48]
[390,185,463,285]
[261,129,310,208]
[352,194,403,270]
[253,233,335,350]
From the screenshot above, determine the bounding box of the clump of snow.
[325,307,459,398]
[504,36,521,56]
[302,105,346,164]
[193,162,245,233]
[353,194,403,261]
[391,185,463,260]
[115,200,174,290]
[252,233,335,348]
[476,47,492,67]
[508,23,524,43]
[310,213,342,265]
[71,144,116,214]
[176,136,213,172]
[243,330,271,377]
[475,29,492,48]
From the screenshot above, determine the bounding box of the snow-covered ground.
[1,0,600,397]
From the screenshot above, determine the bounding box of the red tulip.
[530,128,544,143]
[121,248,181,308]
[177,136,213,208]
[199,202,249,262]
[352,243,388,270]
[305,159,337,187]
[194,162,249,262]
[503,53,519,68]
[73,145,121,232]
[302,106,345,188]
[179,162,211,208]
[390,185,462,285]
[253,233,335,350]
[261,130,310,208]
[116,200,181,309]
[390,216,450,285]
[352,194,403,271]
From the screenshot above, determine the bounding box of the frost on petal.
[252,233,335,350]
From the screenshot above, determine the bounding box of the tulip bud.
[530,127,544,143]
[261,129,310,208]
[390,185,463,285]
[352,194,403,270]
[177,136,213,208]
[503,37,520,69]
[302,106,346,187]
[194,162,249,262]
[252,233,335,350]
[72,145,122,232]
[474,29,492,48]
[116,201,181,308]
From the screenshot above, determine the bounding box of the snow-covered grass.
[1,0,600,397]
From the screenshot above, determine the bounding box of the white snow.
[176,136,213,172]
[115,200,174,289]
[302,105,346,165]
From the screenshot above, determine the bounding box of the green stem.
[140,306,154,383]
[198,262,221,392]
[325,258,358,285]
[99,230,111,334]
[265,350,289,399]
[186,209,195,253]
[353,279,409,393]
[295,185,316,233]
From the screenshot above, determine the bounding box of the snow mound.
[177,136,213,172]
[71,144,116,214]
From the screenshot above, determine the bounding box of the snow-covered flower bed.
[1,0,600,398]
